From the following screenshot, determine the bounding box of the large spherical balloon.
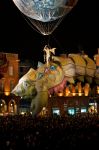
[12,0,78,35]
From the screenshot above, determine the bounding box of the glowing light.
[57,92,63,97]
[72,92,76,96]
[97,86,99,94]
[0,103,3,106]
[4,91,10,96]
[84,83,90,96]
[78,92,82,96]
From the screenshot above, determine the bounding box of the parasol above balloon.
[12,0,78,35]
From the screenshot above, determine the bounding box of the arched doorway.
[8,99,17,115]
[0,99,7,115]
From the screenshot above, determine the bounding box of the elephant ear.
[37,61,44,68]
[20,68,37,81]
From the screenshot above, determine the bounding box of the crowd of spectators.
[0,114,99,150]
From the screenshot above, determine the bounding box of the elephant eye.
[50,65,56,70]
[23,81,30,89]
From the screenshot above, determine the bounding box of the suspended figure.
[43,45,56,66]
[12,0,78,35]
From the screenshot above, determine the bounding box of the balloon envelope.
[12,0,78,35]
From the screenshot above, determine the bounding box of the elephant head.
[12,61,66,116]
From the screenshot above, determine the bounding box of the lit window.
[9,65,14,76]
[52,107,60,115]
[68,107,75,115]
[81,107,87,113]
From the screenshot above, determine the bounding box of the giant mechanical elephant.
[12,54,99,116]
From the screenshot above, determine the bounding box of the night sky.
[0,0,97,62]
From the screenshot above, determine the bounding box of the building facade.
[0,52,20,115]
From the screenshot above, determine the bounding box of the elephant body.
[52,53,98,84]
